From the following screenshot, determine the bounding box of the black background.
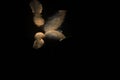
[1,0,100,56]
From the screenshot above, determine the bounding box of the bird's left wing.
[30,0,43,14]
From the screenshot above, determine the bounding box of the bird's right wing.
[44,10,67,32]
[43,10,67,41]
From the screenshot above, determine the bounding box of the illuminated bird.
[33,10,67,49]
[30,0,44,27]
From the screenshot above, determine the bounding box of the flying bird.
[33,10,67,49]
[30,0,44,27]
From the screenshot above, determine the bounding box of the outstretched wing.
[43,10,66,41]
[44,10,66,32]
[30,0,44,27]
[30,0,43,14]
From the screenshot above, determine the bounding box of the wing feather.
[30,0,43,14]
[44,10,66,32]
